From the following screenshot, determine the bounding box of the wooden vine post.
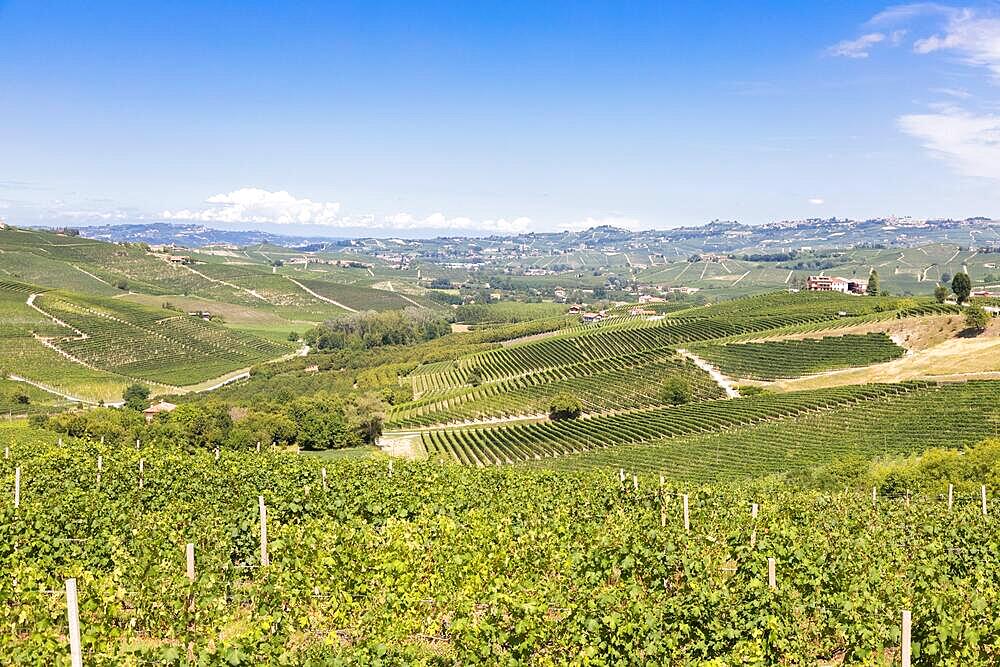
[14,466,20,510]
[259,495,269,566]
[982,485,988,517]
[321,467,327,490]
[96,455,102,488]
[186,543,196,582]
[948,484,953,511]
[901,610,912,667]
[138,458,144,490]
[750,502,759,548]
[767,557,776,590]
[66,578,82,667]
[683,494,690,532]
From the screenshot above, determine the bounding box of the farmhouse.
[638,294,666,304]
[166,255,191,265]
[806,275,867,295]
[143,401,177,422]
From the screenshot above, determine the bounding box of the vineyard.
[388,351,724,427]
[4,428,1000,663]
[32,292,292,385]
[538,380,1000,482]
[419,383,931,466]
[691,332,906,380]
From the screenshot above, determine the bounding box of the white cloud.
[867,3,957,27]
[898,109,1000,179]
[808,198,825,205]
[163,188,342,226]
[162,187,533,232]
[828,32,886,58]
[911,9,1000,77]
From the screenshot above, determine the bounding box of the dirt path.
[377,431,425,459]
[285,277,358,312]
[7,374,122,406]
[72,265,112,286]
[384,281,428,309]
[180,263,269,302]
[677,349,740,397]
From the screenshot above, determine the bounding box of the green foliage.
[5,435,1000,662]
[122,383,150,411]
[658,376,692,405]
[952,272,972,304]
[305,309,451,351]
[866,269,880,296]
[964,305,991,334]
[548,392,582,420]
[934,285,949,303]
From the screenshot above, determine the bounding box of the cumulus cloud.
[163,188,342,226]
[162,188,532,232]
[808,198,825,205]
[898,109,1000,179]
[828,32,887,58]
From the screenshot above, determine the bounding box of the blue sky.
[2,1,1000,237]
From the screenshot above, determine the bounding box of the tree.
[467,367,482,387]
[658,377,692,405]
[122,383,150,411]
[548,393,582,421]
[13,389,30,405]
[964,305,990,334]
[952,272,972,304]
[934,285,949,304]
[866,269,880,296]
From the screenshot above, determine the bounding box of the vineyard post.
[619,468,625,490]
[100,436,104,445]
[256,440,261,453]
[948,484,953,512]
[14,466,20,509]
[389,459,394,477]
[901,609,912,667]
[322,467,327,490]
[982,485,988,517]
[59,437,63,446]
[136,438,140,451]
[683,494,690,532]
[872,486,877,508]
[214,447,219,463]
[96,455,103,488]
[138,458,144,490]
[751,502,759,547]
[767,557,776,590]
[66,578,82,667]
[632,473,638,492]
[186,543,195,582]
[3,446,8,459]
[259,495,269,566]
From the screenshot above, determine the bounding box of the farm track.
[285,277,357,312]
[678,348,740,397]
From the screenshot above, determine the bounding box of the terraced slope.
[421,383,923,466]
[388,350,724,427]
[691,333,906,380]
[538,380,1000,482]
[33,291,292,385]
[0,281,130,402]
